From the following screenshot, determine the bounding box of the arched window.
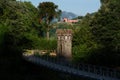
[65,36,67,40]
[69,36,71,40]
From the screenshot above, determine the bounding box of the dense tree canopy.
[0,0,40,54]
[88,0,120,65]
[91,0,120,53]
[72,0,120,66]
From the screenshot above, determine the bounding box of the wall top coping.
[56,29,72,35]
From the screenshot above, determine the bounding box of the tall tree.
[91,0,120,52]
[90,0,120,65]
[38,2,61,39]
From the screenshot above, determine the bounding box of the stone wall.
[56,29,72,60]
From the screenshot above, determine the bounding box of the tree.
[38,2,61,39]
[72,14,99,63]
[90,0,120,65]
[91,0,120,52]
[0,0,40,54]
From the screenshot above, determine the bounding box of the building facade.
[63,18,78,23]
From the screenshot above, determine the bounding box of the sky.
[21,0,101,16]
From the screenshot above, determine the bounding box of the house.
[63,18,78,23]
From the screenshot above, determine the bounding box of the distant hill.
[61,11,78,19]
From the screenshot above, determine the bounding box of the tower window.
[65,36,67,40]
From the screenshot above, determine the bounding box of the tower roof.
[56,29,72,35]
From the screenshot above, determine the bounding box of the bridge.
[23,53,120,80]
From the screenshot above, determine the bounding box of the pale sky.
[21,0,101,16]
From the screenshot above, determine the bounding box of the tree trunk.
[46,22,50,40]
[46,31,49,40]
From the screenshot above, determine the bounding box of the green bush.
[72,43,99,63]
[36,38,57,50]
[72,24,99,63]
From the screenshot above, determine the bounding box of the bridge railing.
[23,53,120,79]
[32,54,120,79]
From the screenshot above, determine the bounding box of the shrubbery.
[72,24,99,63]
[36,38,57,50]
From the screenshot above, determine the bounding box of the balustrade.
[23,54,120,80]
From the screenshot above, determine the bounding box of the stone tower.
[56,29,72,60]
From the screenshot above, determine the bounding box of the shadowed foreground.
[0,55,93,80]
